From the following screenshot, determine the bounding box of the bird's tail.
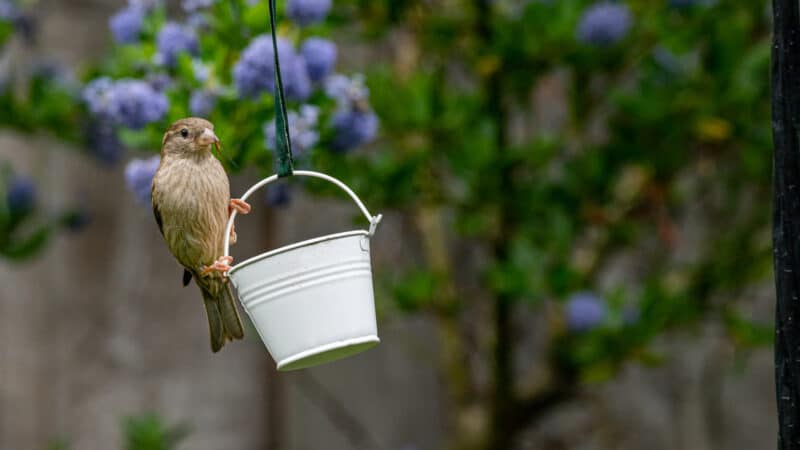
[200,280,245,352]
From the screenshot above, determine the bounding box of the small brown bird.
[151,117,251,352]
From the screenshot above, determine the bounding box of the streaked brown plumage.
[151,117,248,352]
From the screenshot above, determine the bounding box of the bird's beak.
[198,128,219,148]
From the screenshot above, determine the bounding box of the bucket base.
[276,335,380,371]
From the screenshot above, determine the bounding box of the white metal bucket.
[223,170,382,371]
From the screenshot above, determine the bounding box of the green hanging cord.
[269,0,294,178]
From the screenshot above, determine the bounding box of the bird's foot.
[229,224,237,245]
[201,256,233,277]
[229,198,251,215]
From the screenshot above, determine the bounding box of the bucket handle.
[223,170,383,258]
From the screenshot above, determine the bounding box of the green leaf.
[1,226,51,261]
[392,270,439,312]
[124,413,190,450]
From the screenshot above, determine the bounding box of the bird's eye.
[180,128,189,138]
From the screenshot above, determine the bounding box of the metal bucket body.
[228,230,379,371]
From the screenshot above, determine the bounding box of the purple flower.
[331,109,378,152]
[565,292,607,332]
[192,59,210,82]
[233,35,310,101]
[189,90,216,116]
[182,0,214,12]
[325,73,369,109]
[146,73,172,92]
[284,55,312,101]
[13,13,36,44]
[286,0,331,26]
[301,38,337,82]
[124,156,160,204]
[187,12,209,30]
[86,119,124,166]
[576,3,632,47]
[82,77,115,116]
[156,22,199,67]
[233,35,279,98]
[0,0,18,21]
[6,176,36,214]
[264,104,319,157]
[265,182,291,207]
[105,79,169,129]
[109,5,144,44]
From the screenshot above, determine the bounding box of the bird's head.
[161,117,221,158]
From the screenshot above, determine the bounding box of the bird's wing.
[151,183,164,237]
[151,182,193,287]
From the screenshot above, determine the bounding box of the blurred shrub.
[123,414,190,450]
[45,413,189,450]
[0,163,87,260]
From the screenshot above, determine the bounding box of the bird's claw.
[227,199,248,247]
[201,256,234,277]
[229,198,251,215]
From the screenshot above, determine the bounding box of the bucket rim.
[276,335,381,371]
[228,230,369,276]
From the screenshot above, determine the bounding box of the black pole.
[773,1,800,448]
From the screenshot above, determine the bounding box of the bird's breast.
[153,155,230,268]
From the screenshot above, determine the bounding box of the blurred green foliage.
[123,414,190,450]
[45,413,189,450]
[0,162,84,261]
[341,0,773,374]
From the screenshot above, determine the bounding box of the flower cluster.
[264,104,320,157]
[6,176,36,215]
[109,5,144,44]
[266,182,291,207]
[286,0,332,26]
[0,0,35,44]
[124,156,160,204]
[146,73,172,92]
[156,22,199,67]
[86,119,124,166]
[86,0,378,209]
[325,74,379,152]
[564,292,607,332]
[83,78,168,129]
[233,35,313,101]
[233,35,281,98]
[326,74,371,107]
[189,90,217,116]
[301,38,337,82]
[576,2,632,47]
[332,110,378,152]
[0,1,16,21]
